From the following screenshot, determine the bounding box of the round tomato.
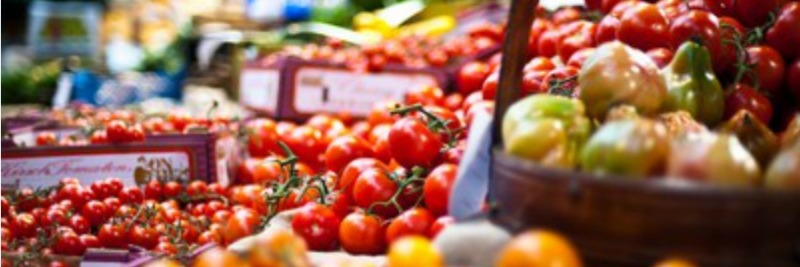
[744,46,786,94]
[325,135,375,175]
[291,203,340,251]
[197,230,222,245]
[369,124,393,164]
[81,200,109,226]
[162,181,182,199]
[617,3,671,51]
[54,231,86,256]
[429,216,454,238]
[339,212,386,255]
[724,83,773,124]
[353,168,400,218]
[9,213,37,238]
[389,117,443,169]
[646,48,674,68]
[154,241,178,255]
[733,0,783,27]
[481,71,499,101]
[457,62,493,95]
[80,234,101,248]
[669,11,723,72]
[284,125,326,166]
[98,223,128,248]
[388,236,443,267]
[595,15,620,45]
[90,180,113,200]
[223,208,260,245]
[106,120,130,143]
[69,215,90,234]
[40,208,68,227]
[119,186,143,204]
[423,164,458,216]
[143,180,162,200]
[386,208,435,243]
[496,230,582,267]
[106,178,124,196]
[247,119,281,158]
[406,85,445,107]
[129,225,159,249]
[36,132,57,146]
[187,180,209,196]
[103,197,121,212]
[368,100,401,126]
[766,2,800,60]
[566,48,596,69]
[787,59,800,102]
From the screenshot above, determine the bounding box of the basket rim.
[493,148,800,199]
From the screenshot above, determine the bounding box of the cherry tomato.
[368,100,401,126]
[528,19,554,57]
[128,124,145,142]
[223,208,260,245]
[353,168,400,218]
[369,124,393,164]
[595,15,621,44]
[106,120,130,143]
[197,230,222,245]
[1,198,8,218]
[386,208,435,243]
[537,29,561,58]
[406,85,445,107]
[162,181,182,199]
[81,200,109,226]
[338,158,388,199]
[143,180,163,200]
[36,132,57,146]
[766,3,800,60]
[193,248,243,267]
[389,117,443,169]
[80,234,101,248]
[566,48,596,69]
[457,62,493,95]
[39,208,67,227]
[558,23,596,63]
[423,164,458,217]
[208,183,227,196]
[103,197,121,212]
[724,83,774,124]
[154,241,178,255]
[787,59,800,103]
[429,216,454,238]
[291,203,340,251]
[744,46,786,94]
[284,125,326,166]
[669,11,723,71]
[247,118,281,158]
[187,180,209,196]
[129,224,159,249]
[106,178,124,196]
[69,215,90,234]
[325,135,375,175]
[339,212,386,255]
[733,0,783,27]
[388,236,443,267]
[617,3,671,51]
[496,230,582,267]
[9,213,37,238]
[54,231,86,256]
[119,186,143,204]
[98,223,128,248]
[481,71,499,101]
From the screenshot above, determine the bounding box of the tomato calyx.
[389,104,464,152]
[366,167,427,216]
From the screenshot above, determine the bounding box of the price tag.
[292,67,439,116]
[239,68,281,112]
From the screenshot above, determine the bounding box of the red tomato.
[787,59,800,102]
[429,216,454,238]
[208,183,227,196]
[386,208,435,243]
[744,46,786,94]
[369,124,393,164]
[1,198,8,217]
[106,120,130,143]
[528,19,554,57]
[669,11,727,72]
[368,100,400,126]
[766,3,800,60]
[143,180,163,200]
[423,164,458,217]
[291,203,341,251]
[406,85,445,107]
[119,186,143,204]
[566,48,596,69]
[339,158,389,199]
[247,119,281,158]
[444,94,463,111]
[389,117,443,169]
[36,132,57,146]
[353,168,400,218]
[618,3,671,51]
[595,15,620,44]
[339,212,386,255]
[54,231,86,256]
[187,180,209,196]
[80,234,101,248]
[128,124,145,142]
[457,62,493,95]
[537,29,561,58]
[252,159,284,185]
[129,225,159,249]
[223,208,260,245]
[724,83,774,124]
[98,223,128,248]
[9,213,37,238]
[422,106,463,143]
[40,208,68,227]
[162,181,182,199]
[81,200,109,226]
[482,71,499,101]
[284,125,326,166]
[197,230,222,245]
[106,178,124,196]
[69,215,90,234]
[325,135,375,175]
[733,0,784,27]
[646,48,675,68]
[103,197,121,213]
[558,23,596,63]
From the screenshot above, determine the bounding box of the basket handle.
[490,0,539,148]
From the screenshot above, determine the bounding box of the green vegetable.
[662,41,724,126]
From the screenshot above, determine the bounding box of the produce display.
[2,0,800,266]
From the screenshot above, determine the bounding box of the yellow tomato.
[387,236,443,267]
[496,230,582,267]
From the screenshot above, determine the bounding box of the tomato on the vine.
[36,132,57,146]
[53,231,87,256]
[187,180,209,197]
[724,83,774,124]
[69,215,90,234]
[353,168,400,218]
[98,223,128,249]
[386,208,435,243]
[247,118,281,158]
[162,181,183,199]
[389,117,443,169]
[368,124,393,164]
[339,212,386,255]
[291,203,340,251]
[766,2,800,61]
[81,200,109,226]
[129,224,160,249]
[405,85,445,107]
[9,213,37,238]
[743,46,786,95]
[144,180,163,200]
[284,125,326,166]
[119,186,144,204]
[325,135,375,175]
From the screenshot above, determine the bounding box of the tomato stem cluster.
[389,104,463,151]
[366,167,427,216]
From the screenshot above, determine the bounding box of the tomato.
[88,180,111,200]
[9,213,37,238]
[103,197,121,212]
[744,46,786,94]
[249,228,310,267]
[429,216,454,238]
[80,234,101,248]
[787,59,800,103]
[208,183,227,196]
[187,180,209,196]
[252,159,284,185]
[388,236,443,267]
[386,208,435,243]
[106,120,130,143]
[339,212,386,255]
[558,23,596,63]
[36,132,57,146]
[732,0,783,27]
[528,19,554,57]
[369,124,393,164]
[368,100,400,126]
[669,11,724,71]
[482,71,499,101]
[537,29,561,58]
[646,48,675,68]
[290,203,340,251]
[161,181,182,199]
[143,180,162,200]
[56,184,92,210]
[119,186,143,204]
[223,208,260,245]
[766,3,800,60]
[457,62,493,95]
[423,164,458,217]
[1,198,8,217]
[540,67,580,95]
[69,215,90,234]
[284,125,326,166]
[128,225,159,249]
[353,168,400,218]
[307,114,348,141]
[98,223,128,248]
[389,117,443,169]
[325,135,375,175]
[193,248,244,267]
[106,178,124,196]
[128,124,145,142]
[197,230,222,245]
[595,15,620,45]
[406,85,445,107]
[496,230,582,267]
[426,49,449,67]
[330,192,352,219]
[423,106,463,143]
[54,231,87,256]
[566,48,596,69]
[81,200,109,226]
[617,3,671,51]
[724,83,774,124]
[464,101,494,129]
[40,208,68,227]
[247,118,281,158]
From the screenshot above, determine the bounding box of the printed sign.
[292,67,439,116]
[239,68,281,112]
[2,151,191,189]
